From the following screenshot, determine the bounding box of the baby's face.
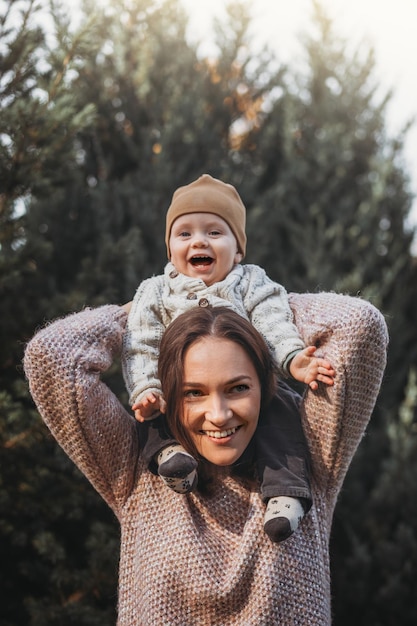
[169,213,242,286]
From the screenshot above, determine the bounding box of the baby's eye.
[209,230,221,236]
[179,231,190,237]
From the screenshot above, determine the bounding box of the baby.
[122,174,335,542]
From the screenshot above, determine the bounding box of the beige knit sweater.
[122,262,304,406]
[24,293,388,626]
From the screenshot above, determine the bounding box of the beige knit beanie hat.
[165,174,247,258]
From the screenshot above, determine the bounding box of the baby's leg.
[137,415,197,493]
[264,496,306,542]
[156,444,198,493]
[255,381,312,542]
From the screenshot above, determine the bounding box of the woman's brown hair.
[157,306,277,461]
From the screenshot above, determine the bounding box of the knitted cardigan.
[122,262,304,406]
[24,292,388,626]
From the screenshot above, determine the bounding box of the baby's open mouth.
[190,256,213,266]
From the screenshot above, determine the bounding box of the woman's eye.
[231,384,249,393]
[184,389,202,398]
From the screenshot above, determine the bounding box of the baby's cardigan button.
[198,298,209,307]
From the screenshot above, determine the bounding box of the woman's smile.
[202,425,242,440]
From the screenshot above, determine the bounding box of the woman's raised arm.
[24,304,139,517]
[289,292,388,503]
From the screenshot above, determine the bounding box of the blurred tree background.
[1,0,416,623]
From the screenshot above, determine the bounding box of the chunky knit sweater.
[122,262,304,406]
[24,293,388,626]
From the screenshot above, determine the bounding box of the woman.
[24,293,388,625]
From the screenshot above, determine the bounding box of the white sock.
[156,444,198,494]
[264,496,305,542]
[157,444,197,476]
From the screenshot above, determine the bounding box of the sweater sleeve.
[241,265,305,373]
[289,292,388,508]
[122,276,166,406]
[23,305,139,518]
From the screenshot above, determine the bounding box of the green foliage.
[246,1,414,301]
[1,0,416,623]
[0,0,97,382]
[332,367,417,626]
[0,382,119,624]
[0,0,96,214]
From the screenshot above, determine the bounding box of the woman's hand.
[289,346,335,390]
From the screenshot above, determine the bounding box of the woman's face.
[181,336,261,466]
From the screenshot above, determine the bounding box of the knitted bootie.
[157,444,198,494]
[264,496,305,543]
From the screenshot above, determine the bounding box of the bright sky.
[181,0,417,228]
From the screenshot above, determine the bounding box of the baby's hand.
[289,346,335,391]
[132,392,166,422]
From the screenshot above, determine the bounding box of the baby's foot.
[264,496,305,543]
[157,445,198,494]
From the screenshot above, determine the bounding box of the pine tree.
[0,2,117,623]
[332,366,417,626]
[0,0,96,370]
[246,1,414,297]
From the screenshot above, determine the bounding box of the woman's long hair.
[158,306,277,462]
